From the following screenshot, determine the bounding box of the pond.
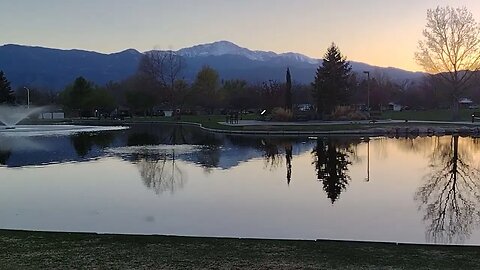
[1,123,480,245]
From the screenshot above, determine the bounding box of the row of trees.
[2,60,475,118]
[65,64,315,117]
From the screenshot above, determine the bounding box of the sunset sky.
[1,0,480,71]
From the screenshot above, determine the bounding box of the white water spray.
[0,106,46,128]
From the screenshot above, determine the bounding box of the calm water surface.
[1,124,480,245]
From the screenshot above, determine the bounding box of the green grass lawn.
[382,109,477,122]
[123,112,478,132]
[108,109,478,125]
[1,230,480,269]
[24,110,480,134]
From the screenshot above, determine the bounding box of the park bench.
[471,112,480,123]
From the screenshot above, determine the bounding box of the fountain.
[0,105,127,136]
[0,106,45,129]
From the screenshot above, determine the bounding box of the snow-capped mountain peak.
[178,40,258,59]
[279,52,319,65]
[177,41,319,63]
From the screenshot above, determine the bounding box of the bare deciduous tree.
[138,50,186,108]
[138,51,166,86]
[415,6,480,117]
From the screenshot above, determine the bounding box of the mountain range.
[0,41,425,92]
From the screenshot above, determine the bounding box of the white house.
[388,102,403,112]
[41,111,65,119]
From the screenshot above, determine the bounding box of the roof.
[459,98,473,104]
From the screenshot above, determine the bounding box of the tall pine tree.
[0,71,15,104]
[312,43,351,118]
[285,68,292,110]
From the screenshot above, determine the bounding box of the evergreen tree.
[285,68,292,110]
[59,76,114,117]
[312,43,351,117]
[0,71,15,104]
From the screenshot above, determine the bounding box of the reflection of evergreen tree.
[127,132,160,146]
[71,133,92,157]
[285,144,293,185]
[313,138,353,204]
[416,136,480,244]
[71,132,115,157]
[0,150,11,165]
[91,132,115,148]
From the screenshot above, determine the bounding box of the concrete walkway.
[221,119,480,127]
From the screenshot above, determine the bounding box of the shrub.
[271,107,293,122]
[331,106,368,120]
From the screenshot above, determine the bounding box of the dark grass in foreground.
[1,230,480,269]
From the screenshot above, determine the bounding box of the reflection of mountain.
[0,135,110,167]
[416,136,480,244]
[313,137,359,204]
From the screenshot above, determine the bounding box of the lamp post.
[363,72,371,182]
[365,138,370,182]
[363,71,370,112]
[23,86,30,109]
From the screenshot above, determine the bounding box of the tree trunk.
[452,97,460,121]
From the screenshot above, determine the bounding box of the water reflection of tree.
[127,125,222,172]
[258,138,296,185]
[191,129,222,172]
[137,151,186,195]
[285,144,293,185]
[260,139,282,169]
[127,125,189,146]
[127,132,160,146]
[71,132,115,157]
[313,138,356,204]
[0,150,11,165]
[415,136,480,244]
[162,125,189,144]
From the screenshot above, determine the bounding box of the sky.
[1,0,480,71]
